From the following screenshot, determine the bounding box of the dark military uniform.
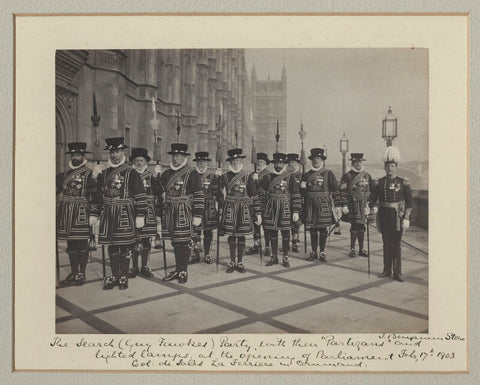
[56,142,98,286]
[128,147,162,279]
[340,155,374,257]
[160,143,204,283]
[260,155,301,268]
[218,148,261,273]
[288,165,303,252]
[301,148,342,262]
[93,138,149,290]
[191,152,220,264]
[369,175,412,280]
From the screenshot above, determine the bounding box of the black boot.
[204,233,213,263]
[392,246,403,282]
[282,256,290,268]
[227,237,236,273]
[178,270,188,284]
[118,252,131,290]
[103,252,120,290]
[236,240,246,273]
[265,256,279,266]
[379,246,392,278]
[128,252,139,278]
[60,252,79,287]
[75,251,88,286]
[140,251,153,277]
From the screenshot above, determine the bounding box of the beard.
[71,158,83,166]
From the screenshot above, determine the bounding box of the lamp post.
[382,106,397,147]
[340,133,349,177]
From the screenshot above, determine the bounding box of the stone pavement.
[55,225,428,334]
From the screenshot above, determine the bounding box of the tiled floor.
[56,225,428,334]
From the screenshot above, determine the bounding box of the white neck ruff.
[108,155,126,169]
[272,166,287,175]
[229,164,244,174]
[351,165,364,173]
[133,164,148,174]
[195,166,208,175]
[170,158,188,171]
[311,163,324,172]
[69,158,87,170]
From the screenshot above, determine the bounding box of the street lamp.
[340,133,349,177]
[382,106,397,147]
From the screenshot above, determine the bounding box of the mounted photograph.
[55,47,428,335]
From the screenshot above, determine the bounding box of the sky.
[245,48,428,165]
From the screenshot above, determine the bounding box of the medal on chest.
[202,176,211,190]
[233,180,246,193]
[276,179,287,192]
[174,180,184,191]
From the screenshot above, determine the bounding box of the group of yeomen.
[56,137,412,290]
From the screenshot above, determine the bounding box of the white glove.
[364,207,370,216]
[135,216,145,229]
[154,165,162,175]
[342,206,349,215]
[193,216,202,227]
[252,172,258,181]
[300,181,307,189]
[402,219,410,231]
[92,163,102,178]
[373,206,378,214]
[256,215,262,226]
[89,216,98,227]
[215,168,223,176]
[292,212,299,223]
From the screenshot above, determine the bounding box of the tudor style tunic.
[301,168,341,228]
[93,163,149,246]
[256,167,271,214]
[160,165,204,243]
[56,164,98,241]
[218,170,261,236]
[197,170,219,231]
[260,171,301,231]
[134,168,162,238]
[340,169,374,225]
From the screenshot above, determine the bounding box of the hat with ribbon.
[193,151,211,162]
[308,147,327,160]
[129,147,151,163]
[256,152,270,165]
[105,137,128,151]
[167,143,190,156]
[65,142,91,154]
[287,153,300,163]
[272,152,288,163]
[349,153,366,161]
[226,148,246,162]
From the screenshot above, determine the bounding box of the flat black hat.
[65,142,91,154]
[308,147,327,160]
[272,152,288,163]
[193,151,211,162]
[129,147,151,163]
[256,152,270,165]
[349,153,366,161]
[226,148,246,162]
[287,153,300,163]
[105,137,128,151]
[167,143,190,156]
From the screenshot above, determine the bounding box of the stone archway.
[55,93,75,174]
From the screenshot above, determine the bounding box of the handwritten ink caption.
[49,333,465,370]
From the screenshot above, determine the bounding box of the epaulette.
[403,177,411,186]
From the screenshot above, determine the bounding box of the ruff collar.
[272,166,287,175]
[133,164,148,174]
[170,158,188,171]
[229,164,244,174]
[107,155,126,169]
[69,159,87,170]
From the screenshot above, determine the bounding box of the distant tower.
[250,64,287,155]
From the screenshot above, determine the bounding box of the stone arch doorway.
[55,94,74,174]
